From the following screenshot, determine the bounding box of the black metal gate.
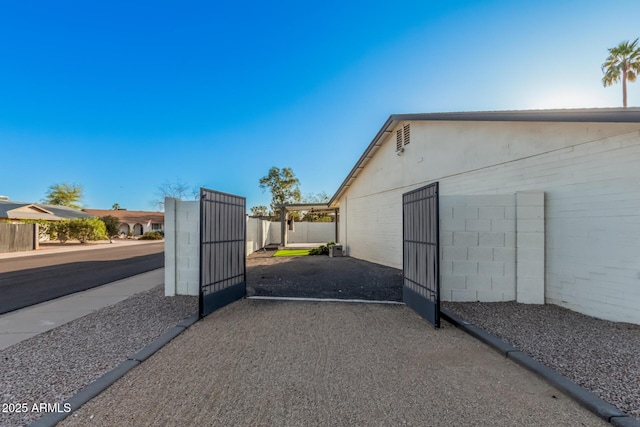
[402,182,440,328]
[199,188,246,318]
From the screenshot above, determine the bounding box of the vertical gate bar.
[219,194,222,291]
[212,197,216,290]
[210,195,214,291]
[224,196,228,290]
[421,193,424,294]
[434,182,440,327]
[243,199,247,289]
[402,194,406,291]
[198,188,205,318]
[217,196,222,292]
[229,201,239,285]
[208,194,212,292]
[228,196,232,288]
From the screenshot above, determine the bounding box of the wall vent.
[403,123,410,145]
[396,129,403,151]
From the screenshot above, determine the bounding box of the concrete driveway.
[60,299,605,426]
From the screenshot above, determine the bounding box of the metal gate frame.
[199,188,246,318]
[402,182,440,328]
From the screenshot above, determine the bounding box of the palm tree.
[602,38,640,108]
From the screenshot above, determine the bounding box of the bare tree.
[150,179,199,210]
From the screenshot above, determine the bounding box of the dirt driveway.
[52,253,608,426]
[246,251,403,301]
[60,299,605,427]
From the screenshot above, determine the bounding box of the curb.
[440,308,640,427]
[29,313,199,427]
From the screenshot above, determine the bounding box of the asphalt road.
[0,242,164,315]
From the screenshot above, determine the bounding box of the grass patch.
[273,249,311,257]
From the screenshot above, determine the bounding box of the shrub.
[50,220,72,243]
[140,231,163,240]
[309,242,336,256]
[69,218,107,243]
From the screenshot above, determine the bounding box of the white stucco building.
[328,108,640,324]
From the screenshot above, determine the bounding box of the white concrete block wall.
[516,192,545,304]
[246,217,272,255]
[164,198,200,296]
[269,222,280,244]
[307,222,336,243]
[341,190,403,267]
[440,195,517,302]
[338,120,640,324]
[287,222,335,244]
[438,132,640,322]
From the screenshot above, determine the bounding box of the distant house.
[0,199,94,222]
[83,209,164,236]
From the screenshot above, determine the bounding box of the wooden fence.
[0,222,38,253]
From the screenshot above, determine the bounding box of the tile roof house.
[83,209,164,236]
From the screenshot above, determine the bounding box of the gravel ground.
[442,301,640,420]
[2,252,633,425]
[60,300,605,427]
[0,285,197,427]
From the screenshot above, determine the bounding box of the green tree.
[250,205,269,217]
[43,183,84,209]
[602,38,640,108]
[112,203,120,210]
[300,192,333,222]
[259,167,301,219]
[101,215,121,243]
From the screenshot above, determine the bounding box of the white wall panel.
[338,120,640,323]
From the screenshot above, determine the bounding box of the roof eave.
[328,115,397,207]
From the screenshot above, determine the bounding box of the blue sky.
[1,0,639,212]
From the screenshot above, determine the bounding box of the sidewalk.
[0,239,163,260]
[0,268,164,350]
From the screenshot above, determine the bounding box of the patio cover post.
[280,206,286,247]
